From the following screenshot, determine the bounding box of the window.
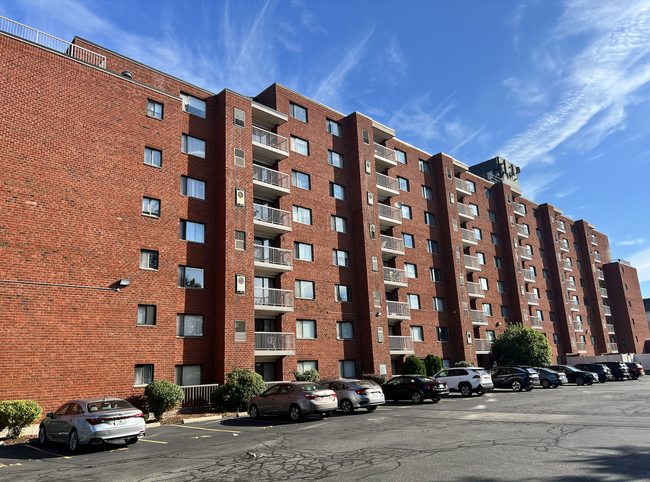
[470,204,479,216]
[427,239,439,254]
[587,316,592,326]
[488,210,496,222]
[142,197,160,217]
[483,304,493,316]
[431,268,442,282]
[331,215,347,233]
[181,93,206,118]
[180,220,205,243]
[295,280,315,299]
[544,290,552,301]
[501,305,510,318]
[333,249,349,267]
[424,212,436,226]
[297,360,318,373]
[177,314,203,337]
[147,99,163,119]
[553,334,560,345]
[328,150,343,168]
[433,297,445,312]
[292,170,310,190]
[580,278,586,287]
[335,285,351,302]
[234,320,246,342]
[178,266,204,289]
[577,261,583,270]
[405,263,417,278]
[473,228,482,240]
[533,209,539,218]
[134,364,153,386]
[182,134,206,158]
[329,182,346,200]
[583,297,590,306]
[494,257,503,269]
[550,312,556,322]
[137,305,156,326]
[477,253,486,265]
[140,250,159,270]
[574,242,579,252]
[437,327,448,342]
[530,266,537,276]
[410,326,424,342]
[491,233,500,245]
[398,176,409,191]
[293,206,312,225]
[144,147,162,167]
[235,231,246,250]
[539,249,546,259]
[402,233,415,248]
[291,136,309,156]
[396,149,407,164]
[543,269,549,280]
[175,365,202,386]
[337,322,354,339]
[536,228,543,239]
[339,360,356,378]
[467,180,476,193]
[296,320,316,339]
[485,188,493,199]
[290,102,308,122]
[479,278,489,291]
[294,242,313,261]
[422,186,433,199]
[536,310,544,321]
[419,160,430,173]
[234,108,245,127]
[590,336,596,346]
[621,339,628,348]
[362,129,370,144]
[408,294,420,310]
[497,281,506,293]
[327,118,342,136]
[401,205,412,219]
[181,176,205,200]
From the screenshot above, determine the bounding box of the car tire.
[38,425,47,445]
[125,437,138,445]
[459,384,472,397]
[551,384,558,389]
[68,429,80,453]
[341,399,354,414]
[289,404,302,422]
[477,391,485,397]
[366,406,377,412]
[541,380,551,389]
[586,381,593,385]
[249,404,260,420]
[511,380,522,392]
[431,397,441,403]
[411,391,424,404]
[524,386,534,391]
[576,377,585,386]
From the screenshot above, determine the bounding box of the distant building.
[645,298,650,332]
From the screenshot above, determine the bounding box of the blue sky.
[3,0,650,296]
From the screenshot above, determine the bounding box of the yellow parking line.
[399,406,411,409]
[170,424,240,433]
[139,439,168,444]
[23,445,71,459]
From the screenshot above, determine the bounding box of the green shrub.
[424,354,443,376]
[401,356,426,376]
[293,369,320,382]
[491,324,552,367]
[144,381,184,421]
[0,400,43,439]
[455,361,474,367]
[361,373,387,385]
[211,369,266,412]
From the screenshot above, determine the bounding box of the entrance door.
[255,362,276,382]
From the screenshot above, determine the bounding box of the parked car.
[546,365,597,385]
[434,367,493,396]
[533,367,568,388]
[598,362,630,381]
[323,379,385,413]
[381,375,449,404]
[625,362,645,379]
[488,366,540,392]
[247,382,337,421]
[39,398,146,452]
[573,363,614,383]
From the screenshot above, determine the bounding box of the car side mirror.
[46,412,53,418]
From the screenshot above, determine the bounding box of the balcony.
[570,300,580,312]
[253,204,292,236]
[526,292,540,305]
[557,220,566,233]
[591,235,598,246]
[597,271,605,281]
[386,301,411,320]
[603,305,612,316]
[475,339,493,354]
[467,282,485,299]
[376,173,399,201]
[610,342,618,354]
[577,342,587,353]
[254,287,294,316]
[378,203,402,229]
[253,245,293,276]
[374,142,397,170]
[461,228,478,247]
[573,321,583,332]
[472,310,488,326]
[530,316,543,329]
[600,287,608,298]
[254,332,295,356]
[457,203,475,221]
[559,239,569,252]
[252,126,289,162]
[251,101,288,127]
[389,336,415,355]
[594,252,601,263]
[566,279,577,291]
[516,224,529,239]
[520,246,532,260]
[563,259,573,271]
[464,254,482,272]
[607,323,615,334]
[383,267,408,289]
[523,269,536,283]
[455,177,473,197]
[381,234,405,259]
[513,202,526,217]
[252,165,290,199]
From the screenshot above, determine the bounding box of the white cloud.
[617,238,647,246]
[503,77,547,106]
[517,171,564,202]
[554,187,578,198]
[449,127,486,155]
[388,93,458,142]
[627,246,650,282]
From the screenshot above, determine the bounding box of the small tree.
[293,369,319,382]
[401,356,426,375]
[491,324,552,367]
[361,373,387,385]
[455,361,474,367]
[144,381,184,421]
[211,369,266,412]
[424,354,443,376]
[0,400,43,439]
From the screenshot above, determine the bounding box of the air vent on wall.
[235,188,245,207]
[367,192,374,205]
[236,274,246,294]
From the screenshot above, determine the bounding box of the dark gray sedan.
[324,379,385,413]
[248,382,337,421]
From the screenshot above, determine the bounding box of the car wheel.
[341,399,354,414]
[431,397,441,403]
[38,425,47,445]
[249,404,260,420]
[459,384,472,397]
[576,377,585,386]
[366,406,377,412]
[586,381,593,385]
[289,404,302,422]
[411,391,424,404]
[68,429,80,453]
[511,380,522,392]
[551,384,558,389]
[125,437,138,445]
[541,379,551,389]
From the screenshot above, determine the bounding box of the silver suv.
[434,367,494,396]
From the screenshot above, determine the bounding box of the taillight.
[355,388,369,395]
[427,384,436,389]
[303,394,318,400]
[472,375,480,379]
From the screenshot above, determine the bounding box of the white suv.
[434,367,494,396]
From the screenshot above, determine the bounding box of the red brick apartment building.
[1,19,648,408]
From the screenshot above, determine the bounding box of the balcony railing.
[591,235,598,246]
[386,301,411,318]
[253,165,290,191]
[603,306,612,316]
[467,282,485,298]
[530,316,543,329]
[471,310,488,325]
[526,292,539,305]
[600,287,608,298]
[455,178,473,195]
[607,324,615,334]
[383,267,407,285]
[181,384,221,408]
[374,142,397,163]
[389,335,415,354]
[517,224,529,237]
[254,288,294,309]
[475,339,493,354]
[461,228,478,245]
[573,321,583,332]
[252,126,289,153]
[0,16,107,68]
[253,204,292,228]
[376,172,399,192]
[594,252,601,263]
[597,271,605,280]
[378,203,402,222]
[610,342,618,354]
[569,300,579,311]
[464,254,481,271]
[253,245,292,268]
[566,279,576,291]
[254,332,295,353]
[380,234,405,253]
[577,342,587,353]
[559,239,569,252]
[513,202,526,216]
[523,269,536,283]
[458,203,475,220]
[520,246,532,260]
[563,259,573,271]
[557,220,566,233]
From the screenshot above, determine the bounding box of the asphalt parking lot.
[1,378,650,482]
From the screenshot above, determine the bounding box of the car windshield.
[416,377,435,382]
[525,368,537,374]
[300,383,325,392]
[87,400,134,412]
[564,366,579,372]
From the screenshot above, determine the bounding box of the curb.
[181,415,222,424]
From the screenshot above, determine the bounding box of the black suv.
[547,365,597,385]
[488,366,540,392]
[574,363,614,383]
[381,375,450,404]
[598,362,630,381]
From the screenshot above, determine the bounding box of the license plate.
[115,419,127,425]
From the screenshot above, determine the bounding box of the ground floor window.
[255,362,276,382]
[339,360,356,378]
[134,364,153,386]
[175,365,202,386]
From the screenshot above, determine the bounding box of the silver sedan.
[39,398,146,452]
[324,379,385,413]
[248,382,337,421]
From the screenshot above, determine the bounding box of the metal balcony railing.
[374,142,397,163]
[600,287,608,298]
[181,384,221,408]
[520,246,532,259]
[610,343,618,353]
[253,245,292,267]
[570,300,579,311]
[253,204,292,228]
[458,203,475,219]
[603,306,612,316]
[378,203,402,222]
[607,324,615,334]
[475,339,493,353]
[557,220,566,233]
[513,202,526,216]
[464,255,481,270]
[523,269,536,283]
[254,332,295,352]
[381,234,405,253]
[376,172,399,192]
[517,224,529,237]
[455,177,473,194]
[573,321,583,332]
[0,16,107,68]
[386,301,411,318]
[563,259,573,271]
[526,292,540,305]
[383,267,407,284]
[530,316,543,329]
[591,235,598,246]
[577,342,587,353]
[254,288,294,308]
[467,282,485,297]
[253,165,290,190]
[559,239,569,252]
[472,310,488,325]
[461,228,478,244]
[389,336,415,353]
[252,126,289,153]
[566,279,577,291]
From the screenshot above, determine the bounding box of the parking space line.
[23,445,71,459]
[140,439,168,444]
[398,406,411,409]
[376,409,391,411]
[170,424,240,433]
[0,463,22,468]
